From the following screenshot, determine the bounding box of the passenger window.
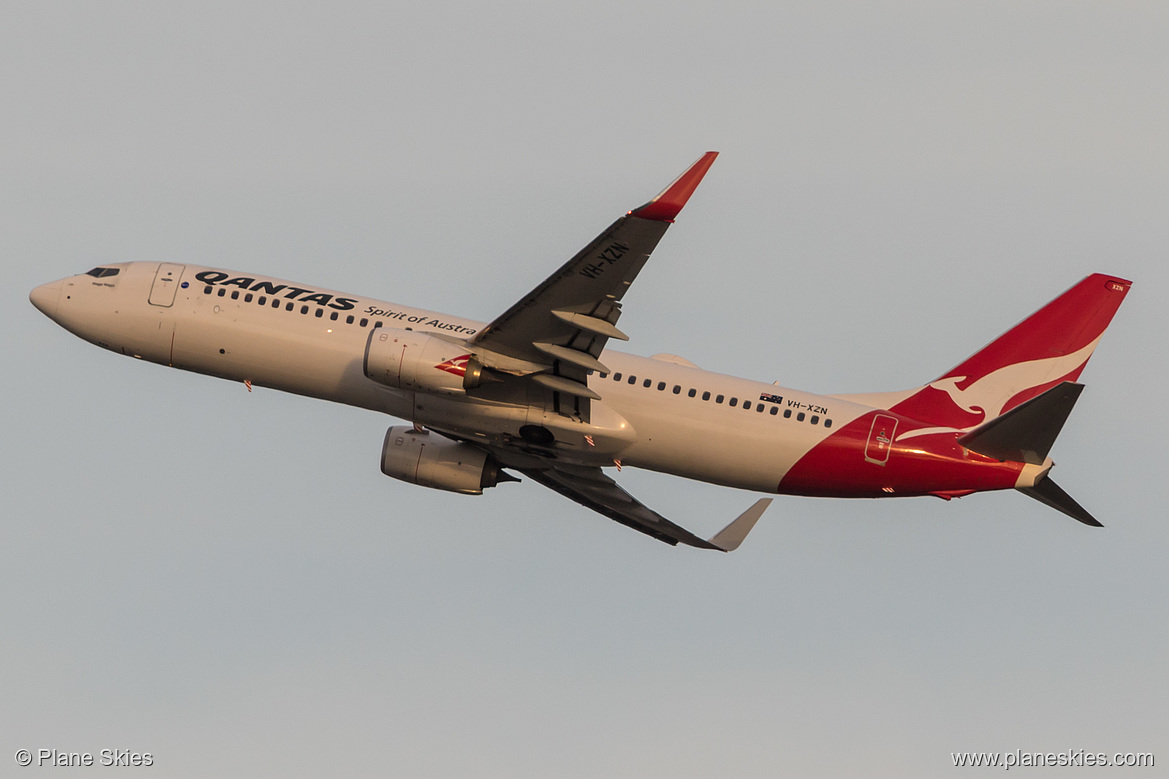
[271,299,279,308]
[672,385,681,394]
[797,412,806,422]
[346,315,354,324]
[688,388,696,398]
[729,397,738,407]
[756,404,765,413]
[203,286,212,294]
[702,391,710,401]
[599,373,608,379]
[811,415,819,425]
[657,381,666,391]
[628,375,637,384]
[643,378,651,388]
[314,309,323,318]
[743,401,751,410]
[614,373,622,381]
[217,289,226,297]
[300,305,309,314]
[716,394,724,404]
[824,419,833,429]
[231,291,239,300]
[373,320,382,328]
[285,302,294,311]
[244,293,253,303]
[330,311,338,321]
[770,406,778,415]
[258,296,266,305]
[784,409,792,418]
[359,318,369,327]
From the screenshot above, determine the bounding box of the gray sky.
[4,2,1167,776]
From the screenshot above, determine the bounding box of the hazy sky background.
[4,2,1167,776]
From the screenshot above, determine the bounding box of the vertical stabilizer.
[886,274,1130,429]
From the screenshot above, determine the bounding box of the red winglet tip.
[629,151,719,222]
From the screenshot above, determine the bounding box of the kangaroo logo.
[434,354,471,377]
[896,337,1101,441]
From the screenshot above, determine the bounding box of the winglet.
[629,151,719,222]
[708,498,772,552]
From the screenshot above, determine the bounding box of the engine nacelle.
[365,328,483,394]
[380,426,508,495]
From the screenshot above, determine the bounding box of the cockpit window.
[85,267,120,278]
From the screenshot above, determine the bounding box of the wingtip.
[708,497,772,552]
[629,151,719,222]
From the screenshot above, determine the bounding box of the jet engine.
[364,328,486,394]
[380,426,513,495]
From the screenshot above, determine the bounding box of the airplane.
[29,152,1131,551]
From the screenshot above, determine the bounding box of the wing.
[455,154,761,550]
[468,152,719,415]
[515,461,770,551]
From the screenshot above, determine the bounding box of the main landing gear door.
[148,263,186,307]
[865,414,898,466]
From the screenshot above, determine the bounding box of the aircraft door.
[148,263,186,307]
[864,414,897,466]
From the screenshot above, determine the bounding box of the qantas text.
[195,272,478,334]
[195,271,358,311]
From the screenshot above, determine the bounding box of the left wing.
[468,152,718,412]
[515,461,770,551]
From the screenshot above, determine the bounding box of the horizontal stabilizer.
[958,382,1084,464]
[1018,477,1102,527]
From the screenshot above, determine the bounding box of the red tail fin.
[888,274,1131,429]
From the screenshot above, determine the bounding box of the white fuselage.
[34,261,870,494]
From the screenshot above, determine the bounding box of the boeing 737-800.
[29,153,1130,550]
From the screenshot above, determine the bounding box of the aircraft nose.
[30,279,63,318]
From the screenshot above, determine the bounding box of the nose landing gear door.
[148,263,186,307]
